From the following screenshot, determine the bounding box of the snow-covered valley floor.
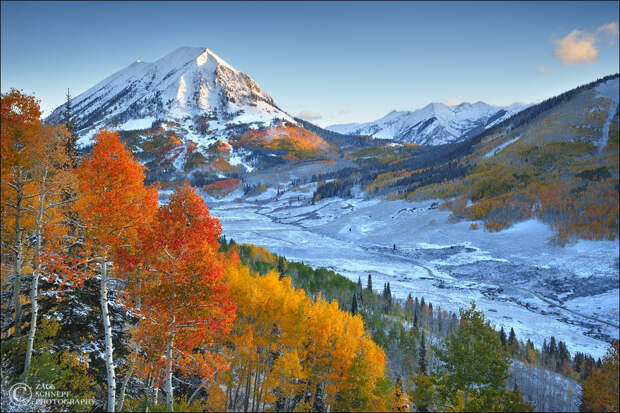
[207,187,619,359]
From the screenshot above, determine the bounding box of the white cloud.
[537,64,552,75]
[597,21,619,45]
[553,29,598,65]
[296,110,322,121]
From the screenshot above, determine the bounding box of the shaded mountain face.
[327,102,527,145]
[46,47,295,147]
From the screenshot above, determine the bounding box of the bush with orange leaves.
[238,124,332,160]
[203,178,240,198]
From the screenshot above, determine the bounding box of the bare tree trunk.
[188,381,204,405]
[101,259,116,412]
[166,338,174,412]
[232,363,246,410]
[243,369,252,412]
[117,359,135,412]
[13,185,24,338]
[251,368,260,411]
[24,191,46,375]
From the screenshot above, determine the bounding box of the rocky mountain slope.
[327,101,527,145]
[46,47,295,148]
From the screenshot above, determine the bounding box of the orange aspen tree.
[74,130,158,412]
[581,341,619,412]
[220,257,388,412]
[126,184,235,412]
[1,89,41,338]
[23,123,77,375]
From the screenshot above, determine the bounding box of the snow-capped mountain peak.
[46,46,294,146]
[327,101,527,145]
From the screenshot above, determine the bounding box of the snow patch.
[483,135,521,159]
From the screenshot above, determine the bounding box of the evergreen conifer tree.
[499,326,507,349]
[433,302,524,412]
[351,293,358,315]
[63,88,78,167]
[419,332,427,375]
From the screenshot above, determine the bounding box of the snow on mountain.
[327,101,528,145]
[46,47,295,147]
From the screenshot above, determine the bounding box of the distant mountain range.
[46,46,533,149]
[327,101,529,145]
[43,47,617,202]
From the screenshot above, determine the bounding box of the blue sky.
[1,1,618,126]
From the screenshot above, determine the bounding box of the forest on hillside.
[308,75,619,244]
[1,89,618,412]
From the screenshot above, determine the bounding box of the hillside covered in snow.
[46,47,295,147]
[327,101,528,145]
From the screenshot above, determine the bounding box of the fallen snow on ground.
[117,117,156,131]
[209,186,619,358]
[483,134,521,159]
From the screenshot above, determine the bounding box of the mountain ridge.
[327,101,529,145]
[46,46,295,147]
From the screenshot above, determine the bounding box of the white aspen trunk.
[13,184,24,337]
[166,338,174,412]
[24,197,44,375]
[101,259,116,412]
[116,359,135,412]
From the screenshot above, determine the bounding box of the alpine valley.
[45,46,619,359]
[8,44,613,412]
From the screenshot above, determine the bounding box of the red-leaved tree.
[126,184,235,411]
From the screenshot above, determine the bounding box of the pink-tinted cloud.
[297,110,322,120]
[597,21,619,45]
[553,29,598,65]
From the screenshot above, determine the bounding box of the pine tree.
[433,302,521,412]
[351,293,358,315]
[419,332,427,375]
[277,256,286,278]
[63,88,78,167]
[405,293,414,321]
[410,372,434,412]
[508,327,518,353]
[357,276,364,306]
[549,336,557,356]
[499,326,507,349]
[367,274,373,292]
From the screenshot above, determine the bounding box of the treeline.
[480,73,619,140]
[220,240,619,412]
[305,73,619,213]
